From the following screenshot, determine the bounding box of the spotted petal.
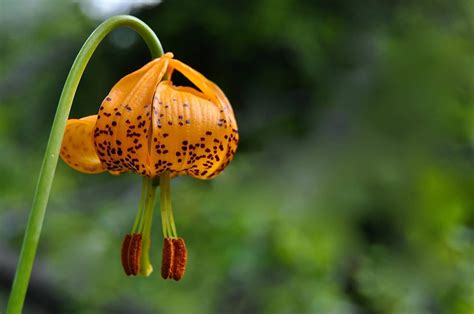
[168,59,237,126]
[168,59,221,108]
[60,115,105,174]
[167,60,239,178]
[149,81,237,179]
[94,53,172,175]
[201,79,239,178]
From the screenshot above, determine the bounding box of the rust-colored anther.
[129,233,142,275]
[121,234,132,275]
[121,233,142,276]
[172,238,187,281]
[161,237,174,279]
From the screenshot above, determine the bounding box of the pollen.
[160,237,187,281]
[161,237,174,279]
[172,238,187,281]
[121,233,142,276]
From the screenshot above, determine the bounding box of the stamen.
[121,234,132,276]
[172,238,187,281]
[161,237,174,279]
[159,237,187,280]
[122,177,157,277]
[131,177,149,234]
[121,233,142,276]
[159,171,186,280]
[168,202,177,238]
[129,233,142,275]
[160,171,178,238]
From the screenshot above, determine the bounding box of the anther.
[172,238,187,281]
[121,234,132,276]
[161,237,174,279]
[121,233,142,276]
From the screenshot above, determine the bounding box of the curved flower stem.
[7,15,163,314]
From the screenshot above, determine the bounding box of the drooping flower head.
[62,52,238,178]
[60,53,238,279]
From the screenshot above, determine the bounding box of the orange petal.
[60,115,105,174]
[149,81,238,179]
[168,59,221,108]
[168,58,238,124]
[204,78,238,128]
[167,60,238,175]
[94,53,172,176]
[200,79,239,178]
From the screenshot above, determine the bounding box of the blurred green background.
[1,0,473,313]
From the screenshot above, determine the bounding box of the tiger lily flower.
[60,52,239,280]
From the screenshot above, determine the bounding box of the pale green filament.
[160,171,178,238]
[131,176,149,234]
[160,171,170,237]
[168,203,178,238]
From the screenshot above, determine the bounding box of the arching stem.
[6,15,163,314]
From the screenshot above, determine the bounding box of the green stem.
[7,15,163,314]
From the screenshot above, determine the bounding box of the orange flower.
[60,53,238,279]
[61,52,238,178]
